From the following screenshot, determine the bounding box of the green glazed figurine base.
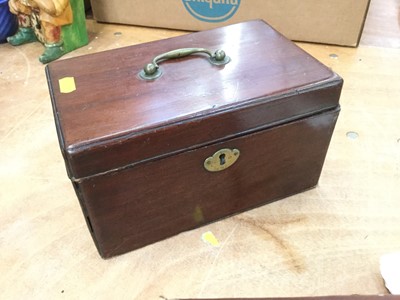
[7,27,37,45]
[39,42,64,64]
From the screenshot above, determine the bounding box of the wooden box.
[46,20,342,258]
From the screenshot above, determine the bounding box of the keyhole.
[219,153,226,165]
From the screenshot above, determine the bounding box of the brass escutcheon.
[204,148,240,172]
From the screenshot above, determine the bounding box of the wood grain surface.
[78,108,339,258]
[360,0,400,48]
[1,0,399,298]
[46,20,339,179]
[47,20,341,258]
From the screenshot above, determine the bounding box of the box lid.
[46,20,342,180]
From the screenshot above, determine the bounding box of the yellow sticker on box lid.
[59,77,76,94]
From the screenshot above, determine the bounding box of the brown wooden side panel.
[78,108,339,258]
[66,79,342,179]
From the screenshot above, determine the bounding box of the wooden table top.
[1,0,399,299]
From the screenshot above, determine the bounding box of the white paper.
[380,252,400,294]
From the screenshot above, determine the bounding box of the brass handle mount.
[139,47,231,80]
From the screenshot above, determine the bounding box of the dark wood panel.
[78,108,339,258]
[46,20,338,179]
[65,79,342,179]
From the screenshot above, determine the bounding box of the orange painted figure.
[7,0,77,63]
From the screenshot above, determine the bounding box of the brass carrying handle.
[138,47,231,80]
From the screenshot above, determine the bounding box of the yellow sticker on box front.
[59,77,76,94]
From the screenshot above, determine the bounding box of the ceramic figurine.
[7,0,88,63]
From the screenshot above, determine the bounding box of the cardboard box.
[91,0,371,47]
